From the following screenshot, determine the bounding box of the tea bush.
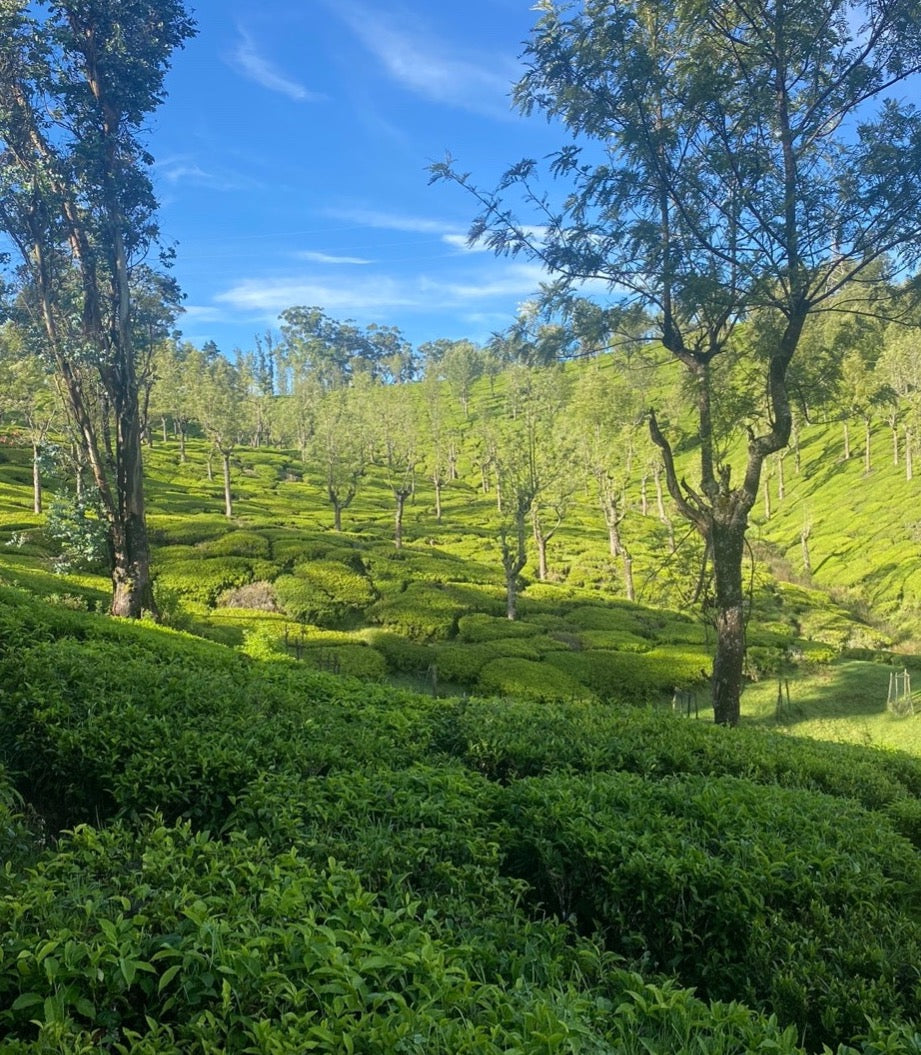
[477,657,593,703]
[499,770,921,1048]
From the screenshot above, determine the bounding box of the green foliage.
[361,630,433,674]
[196,529,272,559]
[273,559,375,626]
[370,581,502,640]
[156,557,277,607]
[44,493,108,574]
[501,771,921,1049]
[478,657,592,702]
[457,612,543,642]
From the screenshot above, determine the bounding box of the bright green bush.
[360,629,432,673]
[196,529,271,559]
[299,643,387,680]
[457,612,542,642]
[431,642,495,686]
[273,559,374,627]
[477,657,593,702]
[546,644,708,701]
[370,581,501,640]
[156,557,277,606]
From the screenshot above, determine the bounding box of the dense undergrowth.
[3,588,921,1052]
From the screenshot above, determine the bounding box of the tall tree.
[0,0,195,617]
[191,349,245,519]
[434,0,921,724]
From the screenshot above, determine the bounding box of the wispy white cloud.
[332,3,519,119]
[154,155,261,193]
[228,28,322,102]
[325,205,464,238]
[214,259,546,321]
[296,250,374,265]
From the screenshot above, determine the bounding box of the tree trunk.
[222,450,233,518]
[777,452,785,500]
[709,518,747,727]
[32,442,42,515]
[433,474,443,522]
[864,417,872,474]
[621,550,635,603]
[906,427,914,482]
[332,500,343,532]
[109,400,156,618]
[843,421,850,460]
[394,489,408,549]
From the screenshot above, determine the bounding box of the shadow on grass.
[747,660,896,728]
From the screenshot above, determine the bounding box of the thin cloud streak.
[325,206,464,237]
[229,28,322,102]
[296,251,374,265]
[213,261,547,319]
[334,3,519,119]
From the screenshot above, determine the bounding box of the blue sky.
[149,0,562,355]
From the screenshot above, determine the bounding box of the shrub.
[500,771,921,1050]
[299,643,387,681]
[197,529,272,559]
[457,612,542,643]
[156,557,277,607]
[477,657,593,703]
[274,560,374,626]
[361,630,432,673]
[369,581,501,640]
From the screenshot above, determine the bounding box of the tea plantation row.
[2,586,921,1052]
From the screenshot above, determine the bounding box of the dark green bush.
[500,770,921,1049]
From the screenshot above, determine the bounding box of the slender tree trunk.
[777,453,785,500]
[394,489,408,549]
[222,450,233,518]
[32,442,42,515]
[906,427,914,481]
[843,421,850,460]
[763,474,771,519]
[433,474,443,522]
[864,417,872,474]
[332,500,343,532]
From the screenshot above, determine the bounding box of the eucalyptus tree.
[0,0,195,617]
[434,0,921,723]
